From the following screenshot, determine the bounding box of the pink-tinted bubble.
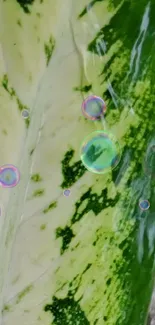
[0,164,20,188]
[81,95,106,121]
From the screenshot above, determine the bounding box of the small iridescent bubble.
[0,164,20,188]
[81,95,106,121]
[21,109,29,119]
[139,199,150,211]
[80,130,121,174]
[63,189,71,197]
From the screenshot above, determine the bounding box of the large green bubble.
[80,130,121,174]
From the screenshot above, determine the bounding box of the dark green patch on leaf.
[16,97,26,112]
[111,147,130,184]
[56,226,75,254]
[17,19,22,27]
[33,188,44,197]
[61,149,86,188]
[44,294,90,324]
[2,74,9,92]
[16,0,35,14]
[31,173,42,182]
[111,219,155,325]
[25,117,30,128]
[2,304,11,314]
[78,0,104,18]
[2,129,7,135]
[2,75,30,117]
[106,278,112,286]
[83,263,92,273]
[73,84,92,93]
[40,223,46,231]
[44,36,55,66]
[71,187,120,224]
[43,201,57,214]
[87,0,154,106]
[16,285,33,304]
[10,88,16,96]
[30,148,35,156]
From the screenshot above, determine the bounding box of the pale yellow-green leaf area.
[0,1,155,325]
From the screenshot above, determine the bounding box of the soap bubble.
[63,189,71,197]
[80,130,121,174]
[21,109,29,119]
[0,164,20,188]
[81,95,106,121]
[139,199,150,211]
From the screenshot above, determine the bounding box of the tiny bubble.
[139,199,150,211]
[21,109,29,119]
[63,189,71,197]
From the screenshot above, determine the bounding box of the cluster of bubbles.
[0,164,20,188]
[80,95,151,211]
[80,95,121,174]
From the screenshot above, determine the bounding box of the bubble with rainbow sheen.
[80,130,121,174]
[81,95,106,121]
[0,164,20,188]
[139,199,150,211]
